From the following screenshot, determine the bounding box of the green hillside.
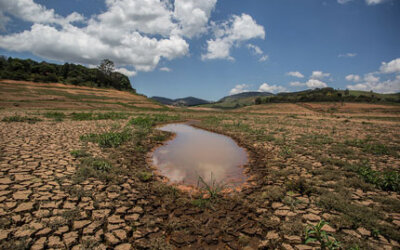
[201,91,274,109]
[0,56,134,92]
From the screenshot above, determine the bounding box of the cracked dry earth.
[0,119,119,249]
[0,112,400,250]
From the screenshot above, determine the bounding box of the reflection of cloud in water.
[153,123,248,186]
[196,162,227,183]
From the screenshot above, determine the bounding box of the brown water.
[152,123,248,187]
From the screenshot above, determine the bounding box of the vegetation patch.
[74,157,120,183]
[70,149,90,158]
[80,129,132,148]
[71,112,129,121]
[44,111,66,121]
[348,163,400,192]
[1,115,42,123]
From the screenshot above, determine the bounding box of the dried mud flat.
[0,102,399,249]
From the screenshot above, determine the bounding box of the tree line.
[0,56,135,92]
[255,88,400,104]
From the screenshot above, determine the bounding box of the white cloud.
[0,0,84,28]
[380,58,400,74]
[259,55,269,62]
[247,44,263,55]
[247,43,268,62]
[346,58,400,93]
[337,0,354,4]
[345,74,361,82]
[258,83,286,93]
[306,79,328,88]
[202,13,265,61]
[174,0,217,38]
[346,75,400,93]
[338,52,357,58]
[287,71,304,78]
[159,67,172,72]
[364,73,380,83]
[229,84,250,95]
[0,0,201,73]
[289,79,328,89]
[115,67,136,77]
[365,0,388,5]
[311,71,330,80]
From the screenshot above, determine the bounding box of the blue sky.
[0,0,399,100]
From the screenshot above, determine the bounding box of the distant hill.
[219,91,274,102]
[258,88,400,103]
[151,96,210,106]
[151,96,175,105]
[200,91,275,109]
[199,88,400,109]
[0,56,135,92]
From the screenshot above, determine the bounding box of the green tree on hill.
[0,56,135,92]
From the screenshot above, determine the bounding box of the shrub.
[80,130,132,148]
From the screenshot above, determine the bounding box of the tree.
[98,59,115,76]
[344,89,350,96]
[255,97,262,105]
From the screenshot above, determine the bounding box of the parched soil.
[237,103,316,115]
[0,101,399,249]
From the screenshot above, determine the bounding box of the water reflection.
[152,123,248,187]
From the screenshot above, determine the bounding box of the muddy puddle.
[151,123,248,187]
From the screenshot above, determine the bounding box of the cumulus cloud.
[229,84,250,95]
[202,14,265,61]
[159,67,172,72]
[247,43,268,62]
[337,0,353,3]
[287,71,304,78]
[174,0,217,38]
[259,55,269,62]
[115,67,136,77]
[380,58,400,74]
[258,83,286,93]
[289,71,329,89]
[365,0,388,5]
[247,44,263,55]
[0,0,84,28]
[311,71,330,80]
[345,74,361,82]
[0,0,220,73]
[347,75,400,93]
[346,59,400,93]
[338,52,357,58]
[290,80,327,88]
